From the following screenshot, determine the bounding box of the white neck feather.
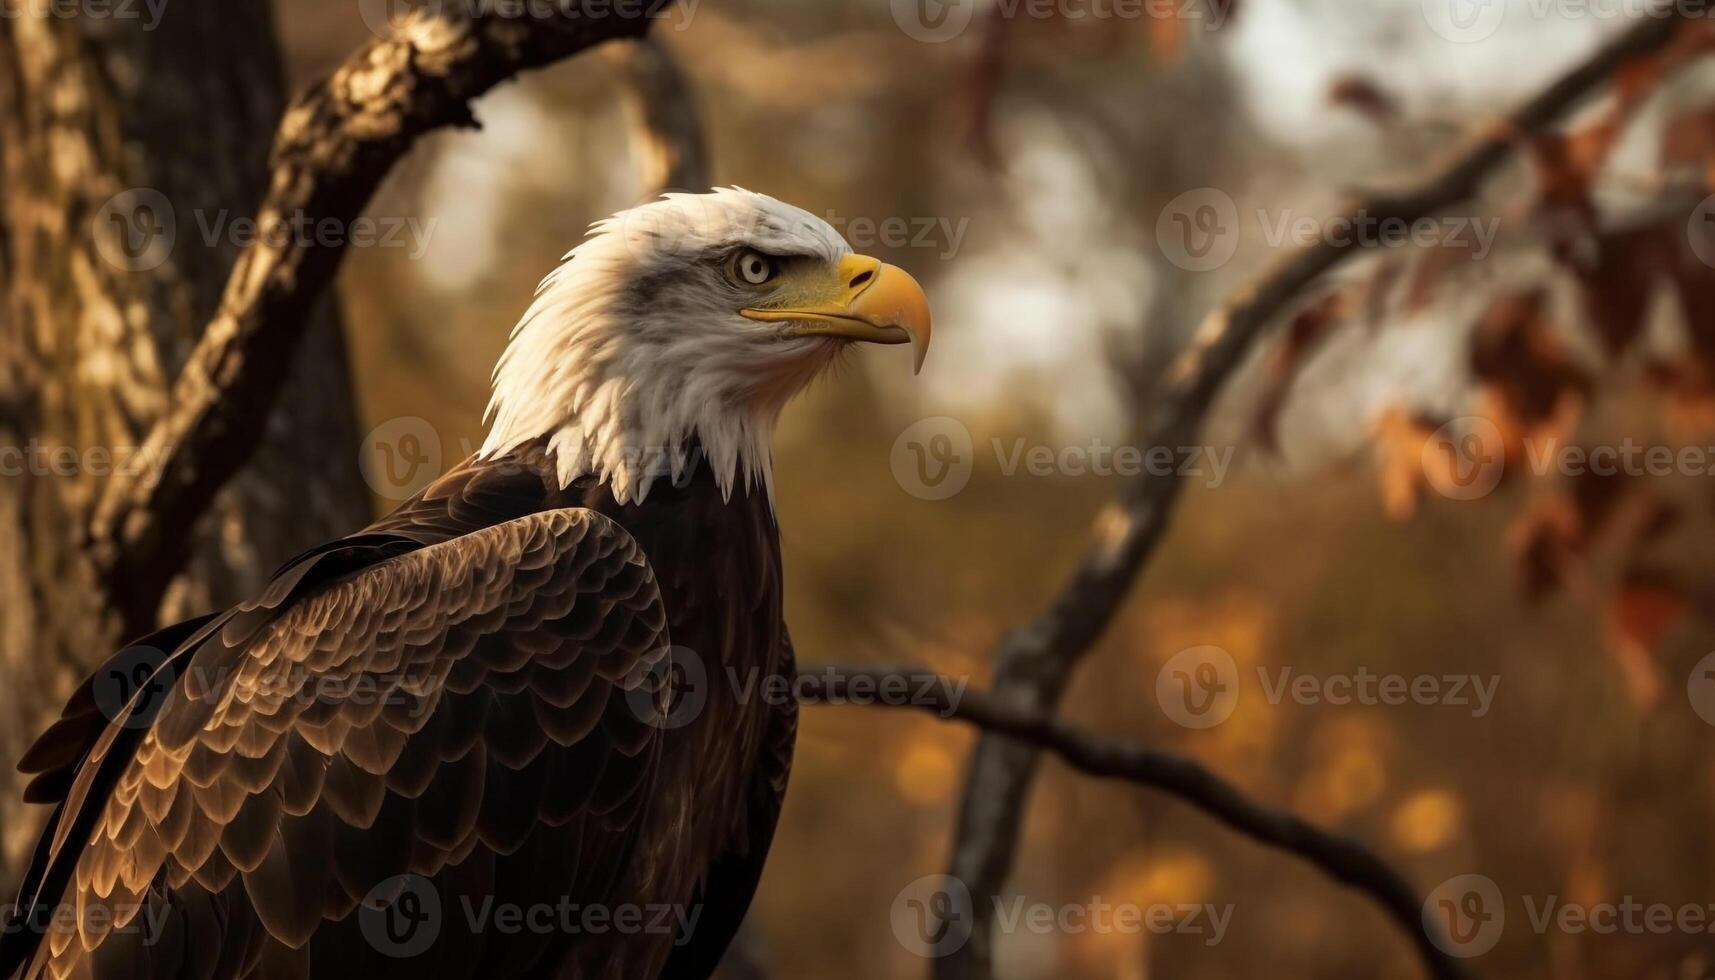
[477,248,834,507]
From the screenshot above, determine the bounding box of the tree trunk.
[0,3,368,877]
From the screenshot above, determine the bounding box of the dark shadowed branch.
[798,665,1468,980]
[87,5,658,631]
[938,11,1706,980]
[609,35,710,193]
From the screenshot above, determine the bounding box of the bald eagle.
[1,189,931,980]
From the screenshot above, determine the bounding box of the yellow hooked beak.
[741,254,933,374]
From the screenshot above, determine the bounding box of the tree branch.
[608,35,710,193]
[938,12,1703,980]
[88,4,658,630]
[799,665,1468,980]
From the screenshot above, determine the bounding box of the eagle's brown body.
[2,439,795,980]
[1,185,931,980]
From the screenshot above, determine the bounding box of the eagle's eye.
[730,249,778,287]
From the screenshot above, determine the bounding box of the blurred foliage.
[265,2,1715,977]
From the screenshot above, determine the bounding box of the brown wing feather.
[19,508,671,980]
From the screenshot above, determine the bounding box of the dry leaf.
[1253,289,1353,452]
[1328,76,1397,124]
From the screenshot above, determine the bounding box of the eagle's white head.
[480,188,932,505]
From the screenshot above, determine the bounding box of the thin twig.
[799,665,1467,980]
[937,13,1701,980]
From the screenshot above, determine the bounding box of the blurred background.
[6,1,1715,978]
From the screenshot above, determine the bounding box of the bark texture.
[0,4,368,876]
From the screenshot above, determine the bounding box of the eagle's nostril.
[848,268,875,291]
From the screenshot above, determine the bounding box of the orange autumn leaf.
[1568,228,1670,359]
[1660,106,1715,176]
[1469,291,1591,438]
[1606,569,1686,710]
[1374,408,1477,520]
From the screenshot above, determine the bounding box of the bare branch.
[88,6,657,627]
[938,12,1705,980]
[609,36,711,193]
[799,665,1468,980]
